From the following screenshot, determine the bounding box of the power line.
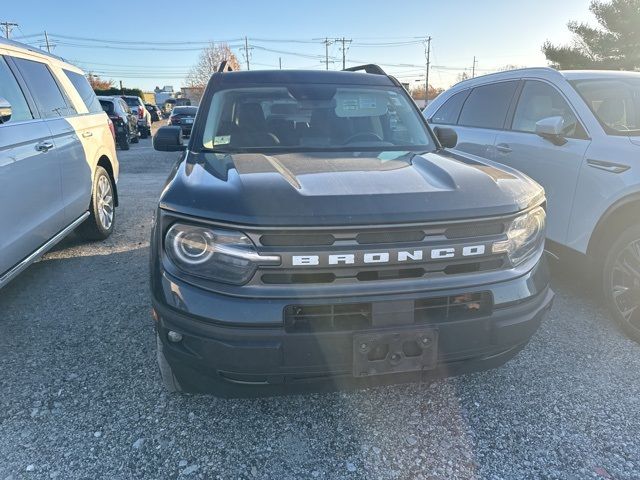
[1,21,18,39]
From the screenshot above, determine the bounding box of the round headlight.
[171,228,215,265]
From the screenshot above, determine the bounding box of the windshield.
[571,78,640,135]
[173,106,197,115]
[201,84,432,152]
[123,97,140,108]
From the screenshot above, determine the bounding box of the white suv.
[425,68,640,342]
[0,38,119,287]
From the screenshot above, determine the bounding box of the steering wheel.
[344,132,384,144]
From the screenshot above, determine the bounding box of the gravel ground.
[1,129,639,479]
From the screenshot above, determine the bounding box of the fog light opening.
[167,331,183,343]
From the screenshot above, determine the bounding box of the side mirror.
[433,126,457,149]
[535,116,567,146]
[153,126,186,152]
[0,97,12,124]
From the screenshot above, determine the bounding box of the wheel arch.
[97,155,119,207]
[587,193,640,263]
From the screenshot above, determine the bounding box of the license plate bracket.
[353,327,438,377]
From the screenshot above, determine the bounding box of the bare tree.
[86,73,114,90]
[185,43,241,102]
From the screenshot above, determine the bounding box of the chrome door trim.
[0,211,89,288]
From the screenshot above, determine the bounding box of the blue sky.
[6,0,595,91]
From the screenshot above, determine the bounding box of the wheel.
[603,224,640,343]
[131,131,139,144]
[140,127,149,139]
[77,166,115,241]
[118,130,130,150]
[156,333,183,393]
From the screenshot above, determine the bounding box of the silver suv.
[425,68,640,342]
[0,39,119,287]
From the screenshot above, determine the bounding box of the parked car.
[145,103,161,122]
[150,64,553,396]
[168,105,197,137]
[425,67,640,342]
[122,95,151,138]
[0,38,119,287]
[99,95,139,150]
[162,98,175,117]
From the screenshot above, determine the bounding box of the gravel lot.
[1,129,639,480]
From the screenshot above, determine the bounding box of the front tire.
[603,224,640,343]
[77,166,115,241]
[156,333,183,393]
[140,126,149,139]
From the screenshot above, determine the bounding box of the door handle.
[35,141,54,152]
[495,143,512,154]
[82,131,93,138]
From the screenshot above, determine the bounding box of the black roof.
[215,69,396,87]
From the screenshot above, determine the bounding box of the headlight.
[165,223,280,284]
[492,206,546,266]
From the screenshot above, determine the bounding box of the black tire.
[76,166,116,241]
[131,130,139,144]
[140,127,149,139]
[603,223,640,343]
[118,131,130,150]
[156,333,183,393]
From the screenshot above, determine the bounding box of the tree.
[411,84,444,101]
[543,0,640,70]
[185,43,241,102]
[87,73,114,90]
[456,71,470,83]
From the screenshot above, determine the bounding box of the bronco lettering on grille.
[291,245,486,267]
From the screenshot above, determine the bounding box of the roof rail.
[343,64,387,75]
[217,61,234,73]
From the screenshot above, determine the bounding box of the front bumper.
[152,256,554,396]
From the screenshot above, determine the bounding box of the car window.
[571,78,640,136]
[458,81,518,129]
[123,97,140,108]
[0,56,33,123]
[63,69,103,114]
[512,80,582,137]
[119,99,130,113]
[430,90,469,125]
[99,100,114,115]
[173,106,197,115]
[13,58,75,118]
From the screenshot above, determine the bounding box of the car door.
[60,68,108,221]
[0,55,64,277]
[493,79,591,245]
[430,81,519,159]
[12,57,88,225]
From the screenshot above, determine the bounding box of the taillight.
[138,108,144,119]
[107,118,115,140]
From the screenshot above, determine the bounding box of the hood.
[159,150,544,226]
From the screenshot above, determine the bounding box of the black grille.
[284,292,492,332]
[445,223,504,239]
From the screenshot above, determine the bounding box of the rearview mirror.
[154,126,186,152]
[433,126,457,149]
[0,97,12,124]
[535,116,567,146]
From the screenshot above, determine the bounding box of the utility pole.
[323,38,332,70]
[242,36,251,70]
[279,57,282,70]
[337,37,352,69]
[424,36,431,102]
[120,80,124,95]
[472,56,478,78]
[44,31,51,53]
[1,21,18,39]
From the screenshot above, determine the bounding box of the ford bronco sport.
[150,63,554,396]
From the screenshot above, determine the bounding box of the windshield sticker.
[214,135,231,145]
